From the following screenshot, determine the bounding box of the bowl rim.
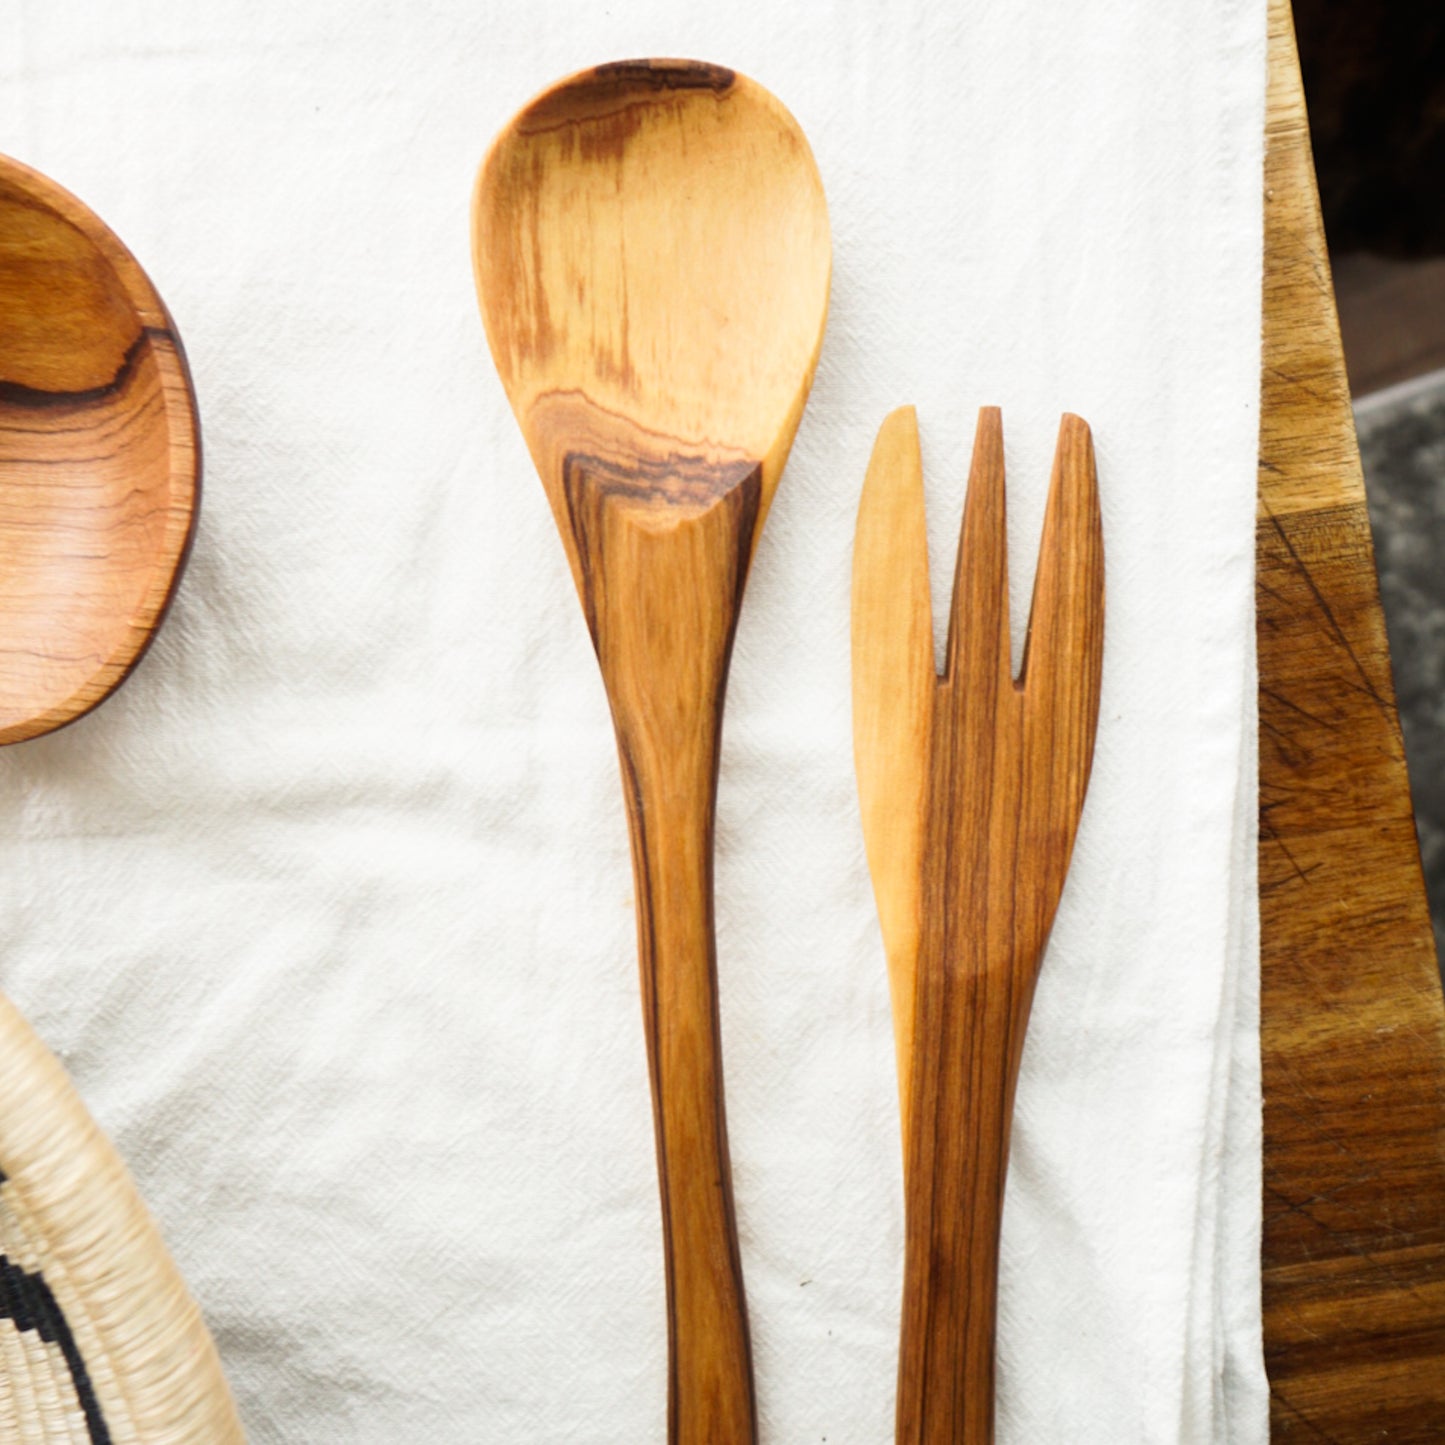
[0,152,201,745]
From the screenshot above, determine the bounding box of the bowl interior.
[474,63,830,495]
[0,161,197,744]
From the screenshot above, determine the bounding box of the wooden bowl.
[0,154,198,745]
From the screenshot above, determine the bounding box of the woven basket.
[0,994,244,1442]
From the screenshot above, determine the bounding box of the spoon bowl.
[0,153,198,744]
[474,60,829,1443]
[475,59,830,589]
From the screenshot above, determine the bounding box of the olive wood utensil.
[472,60,830,1443]
[0,155,240,1441]
[0,153,198,744]
[853,406,1103,1444]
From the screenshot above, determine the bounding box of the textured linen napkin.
[0,0,1267,1439]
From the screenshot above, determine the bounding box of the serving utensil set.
[3,55,1102,1445]
[472,59,1104,1444]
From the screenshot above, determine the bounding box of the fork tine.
[852,405,933,1122]
[1018,413,1105,845]
[945,407,1011,689]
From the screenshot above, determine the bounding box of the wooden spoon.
[473,59,830,1443]
[0,153,198,745]
[853,406,1103,1443]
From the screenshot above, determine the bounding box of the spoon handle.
[617,725,756,1445]
[574,460,761,1444]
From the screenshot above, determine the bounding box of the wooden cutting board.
[1259,1,1445,1436]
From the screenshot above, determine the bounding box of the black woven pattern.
[0,1231,110,1443]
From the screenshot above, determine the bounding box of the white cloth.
[0,1,1267,1439]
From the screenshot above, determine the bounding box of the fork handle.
[897,944,1032,1445]
[576,460,761,1445]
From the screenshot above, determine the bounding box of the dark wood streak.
[566,453,762,1445]
[0,328,161,411]
[592,60,736,92]
[518,61,736,138]
[896,411,1103,1445]
[562,450,757,640]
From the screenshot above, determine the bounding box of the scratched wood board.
[1259,1,1445,1437]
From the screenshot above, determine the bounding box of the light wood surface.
[853,406,1103,1444]
[473,60,830,1445]
[0,154,198,746]
[852,407,932,1128]
[1259,0,1445,1436]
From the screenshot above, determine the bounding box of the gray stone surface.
[1356,373,1445,970]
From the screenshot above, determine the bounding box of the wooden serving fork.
[852,406,1104,1443]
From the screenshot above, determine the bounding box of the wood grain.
[0,154,198,745]
[473,60,830,1445]
[1259,0,1445,1436]
[854,406,1103,1444]
[852,407,932,1128]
